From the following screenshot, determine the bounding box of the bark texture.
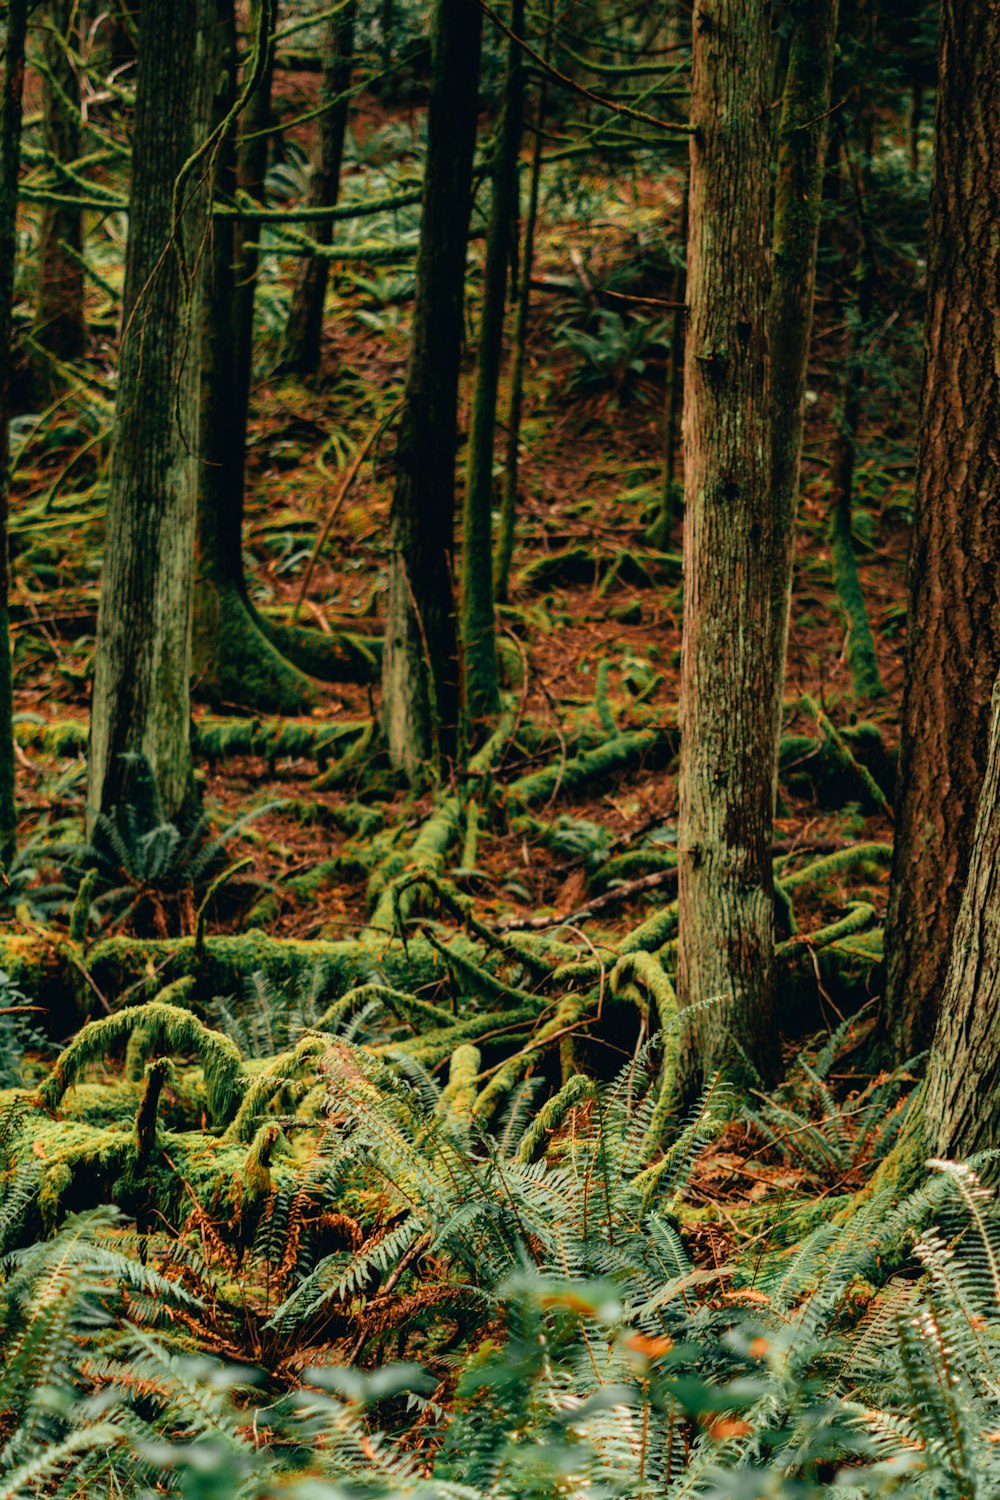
[883,0,1000,1062]
[88,0,217,826]
[280,0,355,375]
[33,0,85,380]
[381,0,482,778]
[768,0,839,699]
[677,0,778,1091]
[0,0,29,864]
[924,675,1000,1159]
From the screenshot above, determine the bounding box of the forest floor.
[6,82,920,1250]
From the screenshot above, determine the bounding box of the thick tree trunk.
[768,0,839,702]
[883,0,1000,1063]
[0,0,29,866]
[924,674,1000,1159]
[87,0,217,827]
[677,0,778,1092]
[32,0,86,384]
[459,0,523,726]
[381,0,482,779]
[279,0,355,376]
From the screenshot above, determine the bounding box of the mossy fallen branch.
[40,1002,245,1125]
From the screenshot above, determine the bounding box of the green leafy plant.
[554,310,668,403]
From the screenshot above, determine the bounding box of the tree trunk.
[231,0,276,439]
[459,0,524,727]
[768,0,839,703]
[648,179,687,552]
[677,0,778,1092]
[87,0,218,826]
[381,0,482,779]
[882,0,1000,1063]
[493,37,549,607]
[826,142,885,707]
[279,0,355,376]
[32,0,86,386]
[924,673,1000,1159]
[0,0,29,866]
[191,0,316,714]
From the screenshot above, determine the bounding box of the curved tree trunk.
[280,0,355,376]
[87,0,218,826]
[381,0,482,779]
[459,0,524,727]
[0,0,29,865]
[882,0,1000,1063]
[677,0,778,1092]
[32,0,86,387]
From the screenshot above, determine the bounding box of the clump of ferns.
[55,754,273,940]
[7,1079,1000,1495]
[744,1011,921,1190]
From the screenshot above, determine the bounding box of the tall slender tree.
[230,0,276,459]
[279,0,355,376]
[88,0,218,826]
[459,0,524,726]
[493,64,546,607]
[381,0,482,778]
[0,0,29,867]
[677,0,778,1091]
[768,0,840,700]
[882,0,1000,1062]
[32,0,86,387]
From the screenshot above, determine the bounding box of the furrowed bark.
[883,0,1000,1062]
[677,0,779,1092]
[924,674,1000,1159]
[381,0,482,778]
